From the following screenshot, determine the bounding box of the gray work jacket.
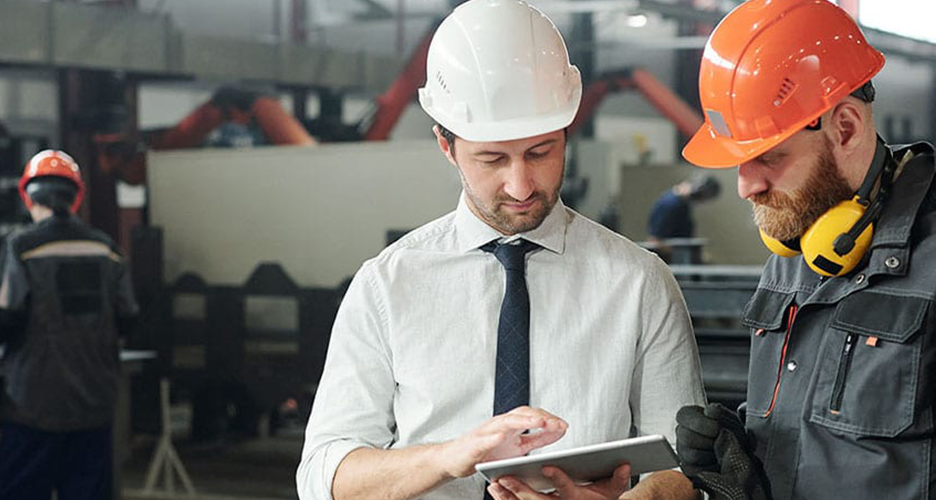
[741,141,936,499]
[0,215,138,431]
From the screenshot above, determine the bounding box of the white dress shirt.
[297,195,705,500]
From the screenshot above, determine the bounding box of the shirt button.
[885,256,901,269]
[855,274,866,284]
[787,361,798,372]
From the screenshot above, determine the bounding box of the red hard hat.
[683,0,885,168]
[19,150,85,213]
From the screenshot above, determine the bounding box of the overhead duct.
[0,0,398,92]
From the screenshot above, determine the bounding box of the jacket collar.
[870,142,936,249]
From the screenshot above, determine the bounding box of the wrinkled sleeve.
[296,262,397,500]
[630,259,706,446]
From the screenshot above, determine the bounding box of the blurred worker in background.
[647,174,720,240]
[675,1,936,499]
[297,1,704,500]
[0,150,139,500]
[646,174,720,261]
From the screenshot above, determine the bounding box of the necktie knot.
[484,240,540,271]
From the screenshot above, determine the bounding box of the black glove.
[676,403,772,500]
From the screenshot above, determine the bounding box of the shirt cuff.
[301,439,370,500]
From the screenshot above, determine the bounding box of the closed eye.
[754,150,787,168]
[478,154,507,166]
[526,150,550,160]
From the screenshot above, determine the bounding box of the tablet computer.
[475,434,679,492]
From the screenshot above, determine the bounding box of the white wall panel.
[149,141,461,287]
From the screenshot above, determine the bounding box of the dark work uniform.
[0,214,138,500]
[741,141,936,499]
[647,190,693,239]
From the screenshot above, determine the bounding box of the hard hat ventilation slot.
[435,71,451,95]
[774,78,797,106]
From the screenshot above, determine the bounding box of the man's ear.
[433,125,457,167]
[827,98,869,155]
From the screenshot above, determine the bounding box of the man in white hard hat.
[297,2,705,499]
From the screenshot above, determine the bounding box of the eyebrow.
[526,139,558,152]
[754,150,787,164]
[473,139,559,157]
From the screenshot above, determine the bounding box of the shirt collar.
[454,191,568,254]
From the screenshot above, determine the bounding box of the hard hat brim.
[446,107,578,143]
[420,82,582,143]
[682,121,792,169]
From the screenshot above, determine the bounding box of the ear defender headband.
[759,137,896,277]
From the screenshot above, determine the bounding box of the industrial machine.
[95,87,316,185]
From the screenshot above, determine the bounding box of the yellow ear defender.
[759,139,895,277]
[759,228,801,258]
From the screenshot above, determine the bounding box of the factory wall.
[149,140,462,288]
[0,69,58,141]
[872,55,935,142]
[149,137,770,294]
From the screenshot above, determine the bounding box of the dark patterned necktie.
[483,239,540,416]
[481,239,540,500]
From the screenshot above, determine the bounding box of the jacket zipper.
[830,333,857,414]
[764,303,798,419]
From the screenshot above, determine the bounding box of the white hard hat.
[419,0,582,142]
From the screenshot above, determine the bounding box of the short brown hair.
[436,123,457,154]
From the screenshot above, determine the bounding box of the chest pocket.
[741,289,796,418]
[808,291,927,437]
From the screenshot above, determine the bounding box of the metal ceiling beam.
[637,0,725,23]
[0,0,399,92]
[635,0,936,63]
[352,0,395,20]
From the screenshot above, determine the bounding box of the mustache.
[494,192,546,205]
[748,190,796,210]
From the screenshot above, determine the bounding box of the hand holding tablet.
[476,434,679,493]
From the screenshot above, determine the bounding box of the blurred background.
[0,0,933,498]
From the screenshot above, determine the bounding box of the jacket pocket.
[741,289,796,418]
[809,291,927,437]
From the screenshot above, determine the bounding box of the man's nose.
[503,161,535,201]
[737,162,769,200]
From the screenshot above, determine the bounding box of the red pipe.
[568,68,703,139]
[151,103,227,150]
[629,68,703,138]
[252,97,316,145]
[364,27,434,141]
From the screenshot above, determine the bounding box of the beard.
[465,186,560,235]
[750,139,854,241]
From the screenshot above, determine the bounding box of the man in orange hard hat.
[0,150,139,500]
[674,1,936,499]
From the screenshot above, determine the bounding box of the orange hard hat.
[19,150,85,213]
[683,0,885,168]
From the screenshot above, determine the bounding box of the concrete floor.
[121,432,303,500]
